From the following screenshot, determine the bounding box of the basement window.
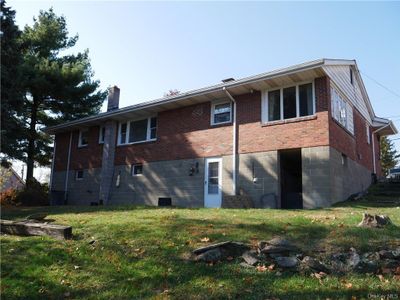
[78,130,89,147]
[99,126,105,144]
[131,164,143,176]
[75,170,84,180]
[211,101,232,125]
[118,116,157,145]
[262,82,315,123]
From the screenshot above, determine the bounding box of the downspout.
[49,139,57,192]
[372,123,391,174]
[64,132,73,202]
[223,87,237,195]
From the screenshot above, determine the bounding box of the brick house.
[44,59,397,208]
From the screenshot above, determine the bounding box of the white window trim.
[131,164,143,176]
[262,80,316,124]
[211,100,232,126]
[78,130,89,148]
[99,126,105,144]
[330,84,354,135]
[117,116,157,146]
[75,170,84,180]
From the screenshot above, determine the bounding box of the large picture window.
[118,116,157,145]
[262,82,315,123]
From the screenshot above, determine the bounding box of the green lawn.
[1,200,399,299]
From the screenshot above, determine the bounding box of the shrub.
[0,188,19,206]
[15,178,49,206]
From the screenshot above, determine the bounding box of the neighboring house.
[44,59,397,209]
[0,166,25,192]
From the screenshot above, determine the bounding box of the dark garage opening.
[280,149,303,209]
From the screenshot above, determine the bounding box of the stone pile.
[192,237,400,276]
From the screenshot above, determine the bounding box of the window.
[262,82,315,122]
[366,123,371,144]
[99,126,105,144]
[331,86,354,134]
[118,117,157,145]
[75,170,84,180]
[350,68,353,85]
[150,117,157,140]
[211,102,232,125]
[268,90,280,121]
[78,130,89,147]
[131,164,143,176]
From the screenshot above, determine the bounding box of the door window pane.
[283,87,296,119]
[129,119,148,143]
[208,162,219,194]
[268,90,281,121]
[299,83,313,117]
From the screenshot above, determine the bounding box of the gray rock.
[381,259,400,269]
[195,248,222,263]
[301,256,330,273]
[193,241,232,255]
[379,250,394,259]
[275,256,299,268]
[392,248,400,259]
[259,237,299,254]
[222,242,250,257]
[240,262,255,268]
[347,249,360,269]
[26,213,48,221]
[354,260,379,274]
[358,213,392,228]
[242,250,259,266]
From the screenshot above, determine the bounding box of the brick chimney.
[107,86,120,111]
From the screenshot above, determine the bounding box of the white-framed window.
[78,130,89,147]
[99,126,105,144]
[366,123,371,144]
[331,86,354,134]
[211,101,232,125]
[75,170,84,180]
[262,81,315,123]
[131,164,143,176]
[118,117,157,145]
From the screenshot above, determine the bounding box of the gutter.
[44,59,330,134]
[223,87,237,195]
[371,123,391,174]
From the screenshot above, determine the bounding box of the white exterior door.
[204,157,222,208]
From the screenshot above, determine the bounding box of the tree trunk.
[26,97,38,182]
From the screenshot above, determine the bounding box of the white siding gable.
[322,65,372,124]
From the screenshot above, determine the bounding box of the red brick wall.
[114,102,233,165]
[54,126,103,171]
[329,102,376,173]
[55,76,333,170]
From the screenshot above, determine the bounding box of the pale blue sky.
[11,1,400,152]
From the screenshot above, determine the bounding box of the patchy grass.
[1,200,399,299]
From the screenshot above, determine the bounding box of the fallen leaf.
[393,275,400,281]
[395,267,400,275]
[268,264,275,271]
[377,274,385,282]
[256,265,268,272]
[200,237,210,243]
[381,268,392,274]
[74,265,80,270]
[226,256,234,261]
[344,282,353,289]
